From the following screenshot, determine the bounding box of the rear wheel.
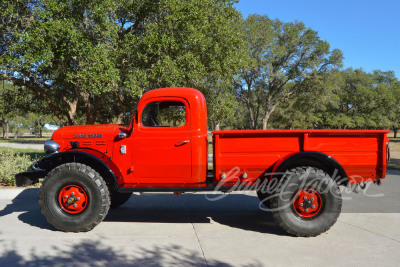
[110,191,132,208]
[270,167,342,237]
[39,163,110,232]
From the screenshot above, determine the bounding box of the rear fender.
[271,151,348,185]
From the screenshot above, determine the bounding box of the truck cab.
[130,87,208,184]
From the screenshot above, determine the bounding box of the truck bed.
[213,130,390,184]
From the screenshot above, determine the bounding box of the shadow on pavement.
[106,193,285,235]
[0,188,52,230]
[0,239,263,267]
[0,188,285,236]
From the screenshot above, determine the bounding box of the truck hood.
[52,124,128,152]
[52,124,126,139]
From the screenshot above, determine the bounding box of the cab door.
[131,97,192,183]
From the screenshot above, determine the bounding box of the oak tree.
[1,0,243,125]
[237,15,343,129]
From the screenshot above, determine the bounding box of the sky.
[234,0,400,77]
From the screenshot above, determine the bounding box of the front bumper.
[15,170,48,187]
[15,162,48,187]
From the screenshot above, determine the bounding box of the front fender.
[15,150,119,188]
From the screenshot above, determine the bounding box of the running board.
[117,182,259,193]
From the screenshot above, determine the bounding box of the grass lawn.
[0,137,48,145]
[0,147,46,161]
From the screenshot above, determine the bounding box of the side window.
[141,101,186,127]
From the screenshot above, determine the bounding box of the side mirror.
[118,132,127,139]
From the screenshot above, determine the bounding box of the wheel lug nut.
[300,203,303,206]
[311,197,314,201]
[64,195,68,199]
[77,197,80,201]
[73,204,77,208]
[312,205,315,208]
[303,196,307,200]
[305,208,309,212]
[71,192,75,196]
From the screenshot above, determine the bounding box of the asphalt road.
[1,171,399,266]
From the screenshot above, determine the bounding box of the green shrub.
[0,149,35,186]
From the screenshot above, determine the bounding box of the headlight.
[44,140,60,154]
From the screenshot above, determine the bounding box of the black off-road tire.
[110,191,132,208]
[270,167,342,237]
[39,163,110,232]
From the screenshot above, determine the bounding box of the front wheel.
[270,167,342,237]
[39,163,110,232]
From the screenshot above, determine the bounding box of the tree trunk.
[85,112,95,125]
[394,128,398,138]
[262,117,268,130]
[116,113,125,124]
[5,121,9,139]
[67,99,78,125]
[262,102,279,130]
[34,121,39,137]
[244,99,257,129]
[81,92,97,125]
[262,111,273,130]
[39,122,45,138]
[14,126,19,139]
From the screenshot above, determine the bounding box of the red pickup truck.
[15,88,390,237]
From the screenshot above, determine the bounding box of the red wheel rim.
[58,185,88,214]
[293,188,322,218]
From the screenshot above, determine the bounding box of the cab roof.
[141,87,205,103]
[139,87,208,136]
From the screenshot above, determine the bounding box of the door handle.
[176,140,190,146]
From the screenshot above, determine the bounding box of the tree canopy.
[1,1,399,133]
[270,69,400,130]
[1,0,243,125]
[236,14,343,129]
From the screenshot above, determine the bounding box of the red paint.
[131,88,208,183]
[292,189,322,218]
[213,130,389,185]
[58,185,88,214]
[51,87,389,189]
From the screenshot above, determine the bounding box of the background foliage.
[0,148,42,186]
[0,0,399,135]
[1,0,243,126]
